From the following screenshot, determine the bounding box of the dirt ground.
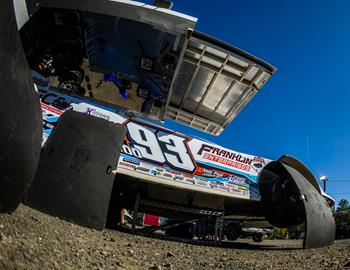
[0,204,349,270]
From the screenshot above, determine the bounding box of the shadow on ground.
[114,226,303,251]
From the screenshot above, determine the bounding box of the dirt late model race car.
[0,0,335,249]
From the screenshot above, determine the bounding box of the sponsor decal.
[209,183,230,191]
[119,162,137,169]
[135,167,150,173]
[232,185,240,190]
[210,183,218,189]
[39,91,72,110]
[122,157,140,165]
[196,180,208,187]
[217,185,230,192]
[252,156,265,168]
[163,173,173,178]
[197,144,253,166]
[196,167,225,178]
[85,107,110,121]
[185,178,195,184]
[41,102,64,116]
[203,153,251,171]
[174,175,184,181]
[193,175,207,181]
[151,170,161,176]
[228,175,246,185]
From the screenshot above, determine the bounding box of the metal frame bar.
[214,212,224,245]
[135,199,225,244]
[131,193,140,234]
[26,0,197,35]
[178,46,207,108]
[140,199,222,216]
[165,106,222,135]
[139,218,197,234]
[223,86,251,119]
[212,79,235,113]
[190,31,277,74]
[193,72,217,113]
[222,87,255,127]
[162,29,193,120]
[194,54,230,114]
[246,69,264,88]
[182,57,243,86]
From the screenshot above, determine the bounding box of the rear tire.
[252,233,264,242]
[0,1,42,213]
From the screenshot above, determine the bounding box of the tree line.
[333,198,350,225]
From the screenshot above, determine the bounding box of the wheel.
[0,1,42,213]
[226,227,240,241]
[225,221,242,241]
[252,233,264,242]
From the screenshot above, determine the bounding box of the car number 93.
[126,121,196,173]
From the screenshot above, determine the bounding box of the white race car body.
[37,85,271,203]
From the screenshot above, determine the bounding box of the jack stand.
[214,212,224,245]
[131,193,140,234]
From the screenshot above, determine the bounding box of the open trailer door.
[164,30,276,135]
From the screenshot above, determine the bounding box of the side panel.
[119,119,267,201]
[35,85,271,201]
[26,110,126,230]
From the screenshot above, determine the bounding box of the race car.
[0,0,335,249]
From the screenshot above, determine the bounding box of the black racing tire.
[0,1,42,213]
[225,221,242,241]
[252,233,264,242]
[226,228,240,241]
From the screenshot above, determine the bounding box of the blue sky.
[161,0,350,205]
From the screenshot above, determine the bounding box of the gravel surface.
[0,204,349,270]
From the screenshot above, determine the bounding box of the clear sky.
[156,0,350,205]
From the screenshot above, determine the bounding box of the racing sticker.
[41,102,64,144]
